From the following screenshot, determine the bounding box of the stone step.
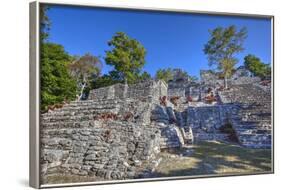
[42,109,119,120]
[239,105,271,112]
[43,106,120,116]
[234,123,272,129]
[234,115,272,121]
[42,115,96,123]
[58,103,118,110]
[41,121,93,128]
[235,128,271,135]
[242,143,271,149]
[232,117,271,123]
[237,134,271,143]
[160,138,181,144]
[193,133,229,141]
[234,123,271,130]
[42,99,125,113]
[160,141,181,148]
[61,104,120,111]
[233,121,271,127]
[67,99,122,105]
[239,108,271,113]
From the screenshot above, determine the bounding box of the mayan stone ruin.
[40,67,272,182]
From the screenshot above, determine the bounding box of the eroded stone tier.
[219,84,272,148]
[40,78,272,183]
[40,80,188,182]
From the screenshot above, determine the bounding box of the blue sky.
[46,5,272,77]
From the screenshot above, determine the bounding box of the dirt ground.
[150,140,272,177]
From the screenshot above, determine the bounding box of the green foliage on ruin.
[204,25,247,88]
[40,43,78,111]
[244,54,271,80]
[105,32,147,84]
[155,68,173,83]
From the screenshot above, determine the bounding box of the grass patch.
[41,173,104,184]
[152,141,272,177]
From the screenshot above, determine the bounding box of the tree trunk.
[78,77,86,101]
[224,76,228,89]
[78,83,86,100]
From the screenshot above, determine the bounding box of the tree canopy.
[139,71,152,82]
[41,43,77,111]
[203,25,247,88]
[40,5,51,41]
[68,53,102,100]
[155,68,173,83]
[105,32,146,84]
[244,54,271,79]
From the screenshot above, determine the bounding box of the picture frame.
[30,1,274,188]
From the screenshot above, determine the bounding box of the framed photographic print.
[29,1,274,188]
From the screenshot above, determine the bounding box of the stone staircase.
[42,99,121,128]
[150,103,193,149]
[231,102,272,148]
[174,108,194,144]
[219,84,272,148]
[40,97,165,180]
[41,98,154,129]
[42,96,191,151]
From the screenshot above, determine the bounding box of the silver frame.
[29,1,274,188]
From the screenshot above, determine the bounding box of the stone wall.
[231,66,251,79]
[200,68,261,86]
[40,80,183,182]
[231,76,261,85]
[88,80,167,102]
[40,97,164,181]
[186,105,234,142]
[150,104,188,148]
[200,70,221,85]
[218,84,272,148]
[41,121,161,180]
[187,86,201,101]
[128,80,167,102]
[168,87,185,97]
[40,77,272,184]
[88,83,126,100]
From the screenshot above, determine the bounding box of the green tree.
[40,5,51,41]
[105,32,146,84]
[41,43,77,111]
[204,25,247,88]
[155,68,173,83]
[189,75,199,82]
[91,75,115,89]
[68,53,102,100]
[138,71,152,82]
[244,54,271,79]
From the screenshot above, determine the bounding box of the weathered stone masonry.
[41,80,175,181]
[40,73,272,182]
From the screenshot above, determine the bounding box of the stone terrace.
[219,84,272,148]
[40,80,189,182]
[40,77,272,183]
